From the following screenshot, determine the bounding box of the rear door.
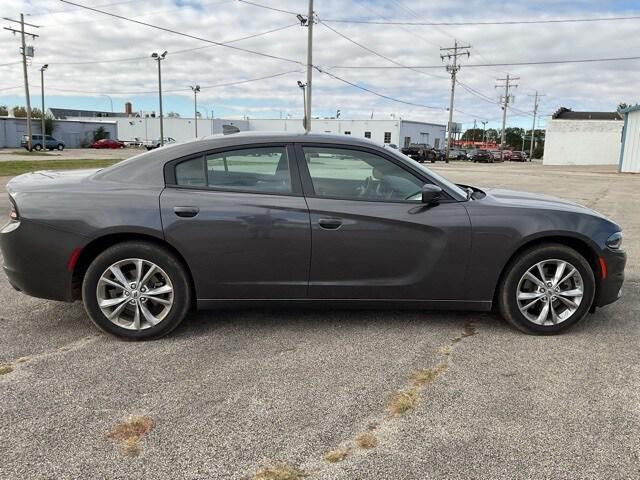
[160,143,311,299]
[294,143,471,301]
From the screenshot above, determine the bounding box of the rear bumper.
[594,249,626,307]
[1,219,79,302]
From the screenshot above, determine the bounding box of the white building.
[54,108,446,148]
[543,108,623,166]
[618,104,640,173]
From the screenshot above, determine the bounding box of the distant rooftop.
[49,108,135,119]
[552,107,622,121]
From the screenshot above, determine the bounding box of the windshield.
[388,148,468,200]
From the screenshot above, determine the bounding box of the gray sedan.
[0,133,626,339]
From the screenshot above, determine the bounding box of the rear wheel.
[498,244,595,334]
[57,144,64,151]
[82,241,192,339]
[34,143,43,151]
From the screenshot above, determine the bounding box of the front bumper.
[594,249,626,307]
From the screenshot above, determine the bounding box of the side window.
[175,146,291,193]
[303,147,424,202]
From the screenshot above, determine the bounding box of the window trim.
[163,143,303,197]
[293,142,456,204]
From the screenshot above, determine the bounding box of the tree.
[92,126,109,141]
[31,108,44,119]
[461,128,484,142]
[12,106,27,117]
[44,115,55,135]
[0,105,7,116]
[167,111,180,118]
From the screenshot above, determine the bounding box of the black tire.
[498,243,595,335]
[34,143,43,151]
[57,144,64,151]
[82,241,192,340]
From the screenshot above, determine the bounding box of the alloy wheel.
[96,258,174,330]
[516,259,584,325]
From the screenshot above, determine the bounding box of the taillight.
[9,197,19,221]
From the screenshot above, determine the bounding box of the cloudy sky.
[1,0,639,128]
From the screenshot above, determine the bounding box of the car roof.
[94,132,386,186]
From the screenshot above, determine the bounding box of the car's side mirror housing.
[421,184,442,204]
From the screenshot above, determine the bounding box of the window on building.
[364,131,371,139]
[303,146,423,202]
[384,132,392,143]
[344,131,351,135]
[434,138,440,149]
[403,136,411,148]
[175,146,291,194]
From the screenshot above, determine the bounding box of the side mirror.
[421,184,442,204]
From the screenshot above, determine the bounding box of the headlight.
[606,231,623,250]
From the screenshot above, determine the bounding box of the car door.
[160,143,311,300]
[295,143,471,301]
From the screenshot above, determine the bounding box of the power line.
[58,0,305,66]
[44,23,299,66]
[316,67,443,110]
[0,62,22,68]
[236,0,299,16]
[329,55,640,69]
[321,14,640,26]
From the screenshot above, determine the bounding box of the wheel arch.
[492,234,601,309]
[71,232,196,302]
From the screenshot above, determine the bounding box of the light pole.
[297,81,307,130]
[39,64,48,147]
[190,85,200,137]
[151,51,167,145]
[481,120,488,146]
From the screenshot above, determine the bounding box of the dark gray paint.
[0,132,626,312]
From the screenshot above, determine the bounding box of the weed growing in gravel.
[324,447,349,463]
[438,345,452,356]
[355,432,378,449]
[410,363,448,387]
[463,320,477,337]
[253,462,307,480]
[107,415,155,456]
[0,365,13,375]
[386,387,420,416]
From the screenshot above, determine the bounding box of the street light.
[151,51,167,145]
[297,81,307,131]
[190,84,200,137]
[39,64,48,148]
[481,120,488,146]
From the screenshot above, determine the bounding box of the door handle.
[174,206,200,218]
[318,218,343,230]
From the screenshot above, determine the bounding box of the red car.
[91,139,125,149]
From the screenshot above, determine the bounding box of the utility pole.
[191,85,200,137]
[40,64,48,145]
[4,14,39,151]
[151,51,167,145]
[495,73,519,161]
[297,1,314,132]
[472,119,477,144]
[441,40,470,164]
[528,91,544,161]
[481,120,488,145]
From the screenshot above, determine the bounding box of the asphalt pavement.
[0,161,638,479]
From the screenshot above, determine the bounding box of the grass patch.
[386,387,420,416]
[0,159,120,176]
[0,364,13,375]
[107,415,155,456]
[324,447,349,463]
[410,363,448,387]
[354,432,378,449]
[9,150,57,157]
[253,462,307,480]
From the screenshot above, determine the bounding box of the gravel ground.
[0,161,638,479]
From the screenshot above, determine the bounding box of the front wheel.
[82,241,192,339]
[34,143,43,151]
[498,244,595,334]
[57,144,64,151]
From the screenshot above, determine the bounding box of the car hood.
[483,187,608,219]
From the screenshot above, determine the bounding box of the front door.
[295,144,471,301]
[160,144,310,299]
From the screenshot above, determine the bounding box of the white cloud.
[0,0,639,126]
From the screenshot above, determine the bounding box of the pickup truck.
[400,143,438,163]
[143,137,177,150]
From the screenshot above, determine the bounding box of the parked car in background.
[510,151,527,162]
[400,143,438,163]
[1,133,625,339]
[144,137,177,150]
[90,139,125,149]
[488,149,507,162]
[21,134,65,151]
[471,150,495,163]
[448,148,467,160]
